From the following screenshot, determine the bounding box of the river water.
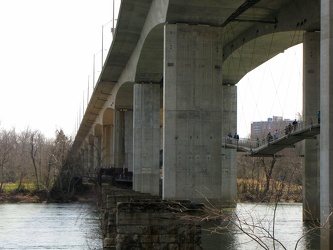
[0,202,320,250]
[202,203,320,250]
[0,203,102,250]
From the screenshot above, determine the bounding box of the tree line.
[237,143,303,202]
[0,126,83,198]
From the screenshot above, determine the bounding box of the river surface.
[0,202,320,250]
[202,203,320,250]
[0,203,102,250]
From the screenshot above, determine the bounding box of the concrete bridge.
[69,0,333,248]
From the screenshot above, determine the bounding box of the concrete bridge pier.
[88,135,94,171]
[320,0,333,248]
[124,111,133,172]
[162,23,237,205]
[113,109,134,172]
[303,31,320,221]
[102,124,114,167]
[114,110,125,169]
[94,128,102,169]
[222,84,237,203]
[133,83,160,196]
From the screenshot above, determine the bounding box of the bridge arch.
[222,0,319,84]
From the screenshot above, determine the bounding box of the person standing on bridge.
[227,132,232,143]
[317,110,320,124]
[292,119,298,131]
[234,133,239,141]
[267,132,273,143]
[274,130,279,140]
[288,123,293,134]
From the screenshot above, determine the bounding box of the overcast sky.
[0,0,119,138]
[0,1,302,139]
[237,44,303,138]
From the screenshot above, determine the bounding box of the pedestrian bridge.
[223,122,320,157]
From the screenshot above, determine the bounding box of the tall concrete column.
[133,83,160,195]
[89,139,94,171]
[83,143,89,171]
[320,0,333,248]
[222,85,237,203]
[303,32,320,221]
[103,125,114,167]
[114,110,125,169]
[125,111,133,172]
[163,24,237,205]
[94,135,102,169]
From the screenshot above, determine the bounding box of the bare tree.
[0,128,15,192]
[29,131,42,190]
[174,200,328,250]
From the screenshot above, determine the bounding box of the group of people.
[227,132,239,143]
[254,112,322,148]
[266,130,280,143]
[256,130,278,146]
[284,119,298,135]
[263,119,299,145]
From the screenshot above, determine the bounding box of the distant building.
[251,116,292,139]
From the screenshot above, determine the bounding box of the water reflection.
[201,203,320,250]
[0,203,102,250]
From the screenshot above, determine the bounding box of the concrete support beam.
[163,23,237,205]
[222,85,237,203]
[103,125,114,167]
[114,110,133,172]
[114,110,125,169]
[83,143,89,171]
[303,32,320,221]
[320,0,333,248]
[133,83,160,195]
[125,111,133,172]
[89,140,94,171]
[94,135,102,169]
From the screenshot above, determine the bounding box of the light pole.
[93,50,102,87]
[102,0,117,67]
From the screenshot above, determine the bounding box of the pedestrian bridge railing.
[223,119,320,156]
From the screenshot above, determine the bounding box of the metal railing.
[224,118,320,150]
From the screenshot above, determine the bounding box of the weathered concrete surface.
[99,184,203,250]
[303,31,320,222]
[133,83,160,195]
[116,201,203,250]
[320,0,333,249]
[163,23,237,204]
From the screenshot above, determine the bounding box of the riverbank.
[0,190,47,203]
[0,187,98,203]
[0,180,302,204]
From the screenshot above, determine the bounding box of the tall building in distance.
[251,116,293,139]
